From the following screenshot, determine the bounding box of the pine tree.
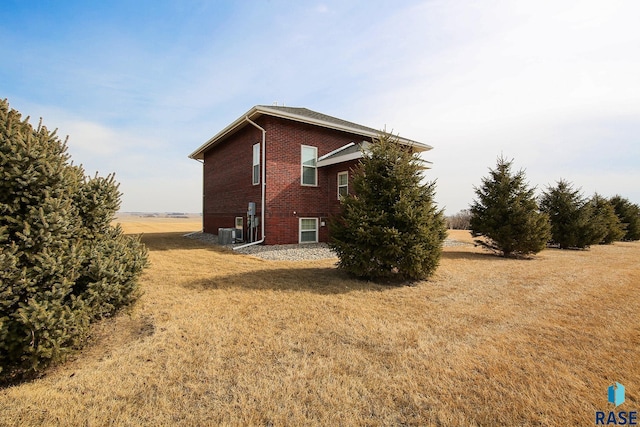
[0,99,148,379]
[587,193,624,244]
[469,156,550,257]
[609,195,640,241]
[540,180,600,249]
[329,132,447,282]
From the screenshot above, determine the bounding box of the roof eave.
[317,142,356,162]
[317,151,364,168]
[188,106,263,160]
[189,106,433,160]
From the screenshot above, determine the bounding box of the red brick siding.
[202,125,262,238]
[323,160,360,213]
[261,116,366,244]
[202,115,370,244]
[320,160,360,242]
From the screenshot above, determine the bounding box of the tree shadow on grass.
[442,248,539,261]
[442,250,507,261]
[139,232,233,253]
[181,266,411,295]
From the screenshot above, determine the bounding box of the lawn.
[1,218,638,426]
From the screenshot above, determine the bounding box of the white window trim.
[252,142,260,185]
[299,217,319,244]
[337,171,348,199]
[301,145,317,186]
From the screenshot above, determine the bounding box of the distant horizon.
[116,212,202,215]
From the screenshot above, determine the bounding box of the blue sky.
[2,0,639,214]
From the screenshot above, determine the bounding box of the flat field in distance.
[113,213,202,234]
[1,219,638,426]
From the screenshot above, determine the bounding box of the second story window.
[337,171,348,199]
[252,143,260,185]
[301,145,317,186]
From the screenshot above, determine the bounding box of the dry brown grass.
[113,215,203,234]
[1,220,638,426]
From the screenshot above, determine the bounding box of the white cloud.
[315,4,329,14]
[373,0,640,126]
[344,0,640,212]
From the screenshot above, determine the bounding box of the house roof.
[317,141,433,169]
[317,141,368,167]
[188,105,432,160]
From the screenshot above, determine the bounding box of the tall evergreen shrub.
[329,133,447,281]
[0,99,148,379]
[540,180,600,249]
[609,195,640,241]
[469,156,550,257]
[587,193,624,244]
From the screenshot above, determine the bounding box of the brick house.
[188,105,432,245]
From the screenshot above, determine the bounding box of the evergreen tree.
[609,195,640,241]
[329,132,447,281]
[540,180,600,249]
[0,99,148,379]
[469,156,550,257]
[587,193,624,244]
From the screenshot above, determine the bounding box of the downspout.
[233,116,266,250]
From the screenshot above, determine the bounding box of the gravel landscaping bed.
[185,232,472,261]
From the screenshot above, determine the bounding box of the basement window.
[299,218,318,243]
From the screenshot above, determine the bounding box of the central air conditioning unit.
[218,228,236,245]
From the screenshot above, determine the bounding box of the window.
[337,171,348,199]
[299,218,318,243]
[252,143,260,185]
[301,145,317,186]
[235,217,244,241]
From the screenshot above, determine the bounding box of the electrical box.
[248,202,256,216]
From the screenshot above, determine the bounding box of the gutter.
[233,116,266,250]
[188,105,433,160]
